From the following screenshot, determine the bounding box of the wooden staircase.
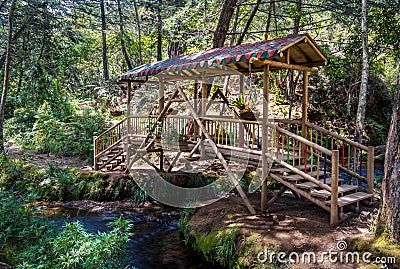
[269,163,373,217]
[96,143,126,171]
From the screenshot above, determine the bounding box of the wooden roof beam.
[251,58,318,72]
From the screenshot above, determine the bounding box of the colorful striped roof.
[116,34,325,82]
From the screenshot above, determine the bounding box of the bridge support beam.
[261,65,270,212]
[301,70,308,139]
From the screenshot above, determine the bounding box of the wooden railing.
[93,118,127,169]
[93,116,157,170]
[201,116,339,224]
[305,122,374,194]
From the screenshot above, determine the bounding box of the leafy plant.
[231,95,247,110]
[0,191,134,268]
[17,218,133,269]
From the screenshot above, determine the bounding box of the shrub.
[0,191,133,268]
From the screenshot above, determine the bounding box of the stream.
[49,206,219,269]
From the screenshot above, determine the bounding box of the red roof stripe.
[116,34,306,81]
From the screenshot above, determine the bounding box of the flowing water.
[51,208,218,269]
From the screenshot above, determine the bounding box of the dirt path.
[7,145,91,169]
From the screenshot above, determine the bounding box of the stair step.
[325,192,373,207]
[296,178,344,189]
[310,185,359,199]
[283,170,328,181]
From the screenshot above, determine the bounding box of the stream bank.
[180,192,400,269]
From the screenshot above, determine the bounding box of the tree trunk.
[212,0,237,48]
[293,0,302,35]
[376,66,400,243]
[264,0,273,40]
[229,5,240,45]
[157,0,162,61]
[0,0,16,153]
[100,0,109,81]
[236,0,261,45]
[117,0,132,70]
[133,0,143,65]
[355,0,369,143]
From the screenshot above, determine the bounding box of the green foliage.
[215,227,238,268]
[231,95,247,110]
[0,192,53,266]
[27,101,109,158]
[17,218,133,269]
[0,156,152,203]
[0,191,133,268]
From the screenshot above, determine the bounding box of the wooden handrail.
[95,118,127,142]
[306,122,368,151]
[273,118,302,125]
[274,124,332,156]
[201,116,332,155]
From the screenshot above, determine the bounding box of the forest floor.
[184,192,392,268]
[7,144,92,170]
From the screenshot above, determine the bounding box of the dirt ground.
[7,145,90,169]
[185,191,384,269]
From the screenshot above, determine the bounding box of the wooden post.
[127,81,132,111]
[126,84,132,172]
[261,65,270,212]
[330,150,339,227]
[93,136,98,170]
[238,75,244,147]
[301,70,308,139]
[177,86,256,215]
[200,73,207,154]
[158,78,165,114]
[367,146,374,194]
[194,82,199,138]
[158,78,165,171]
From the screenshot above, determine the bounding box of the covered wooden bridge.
[93,33,374,226]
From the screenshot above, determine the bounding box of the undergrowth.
[0,191,134,268]
[0,155,151,203]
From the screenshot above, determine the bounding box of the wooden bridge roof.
[116,33,329,83]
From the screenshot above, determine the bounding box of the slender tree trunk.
[236,0,261,45]
[133,0,143,64]
[212,0,237,48]
[264,0,273,40]
[157,0,162,61]
[376,65,400,243]
[100,0,109,81]
[0,0,16,153]
[230,5,240,45]
[293,0,302,34]
[117,0,132,70]
[355,0,369,143]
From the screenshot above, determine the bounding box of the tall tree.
[117,0,132,70]
[355,0,369,143]
[293,0,302,34]
[236,0,261,45]
[133,0,143,64]
[0,0,16,153]
[100,0,109,81]
[157,0,162,61]
[376,66,400,243]
[212,0,237,48]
